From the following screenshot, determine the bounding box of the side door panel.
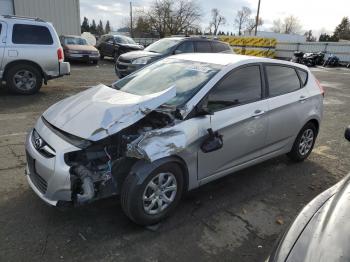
[263,65,311,154]
[198,100,269,179]
[197,64,269,180]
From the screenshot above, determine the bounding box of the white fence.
[276,42,350,62]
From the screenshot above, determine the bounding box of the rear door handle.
[299,96,308,103]
[252,109,265,118]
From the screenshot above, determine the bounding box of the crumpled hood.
[43,84,176,141]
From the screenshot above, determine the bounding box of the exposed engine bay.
[64,110,178,205]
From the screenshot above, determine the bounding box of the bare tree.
[246,17,263,35]
[209,8,226,35]
[144,0,201,37]
[284,15,302,34]
[272,16,302,34]
[234,7,251,35]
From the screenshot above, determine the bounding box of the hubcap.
[298,129,314,156]
[13,70,36,91]
[143,172,177,215]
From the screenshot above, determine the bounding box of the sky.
[80,0,350,36]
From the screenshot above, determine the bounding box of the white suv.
[0,15,70,94]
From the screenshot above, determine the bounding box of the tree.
[284,15,302,34]
[246,17,263,35]
[304,30,316,42]
[319,33,335,42]
[143,0,201,37]
[234,7,251,36]
[105,20,111,34]
[209,8,226,35]
[333,17,350,40]
[90,19,97,35]
[97,20,104,36]
[272,15,302,34]
[81,17,90,33]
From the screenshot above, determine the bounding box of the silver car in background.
[0,15,70,94]
[25,53,324,225]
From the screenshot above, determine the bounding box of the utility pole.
[254,0,261,36]
[130,1,133,38]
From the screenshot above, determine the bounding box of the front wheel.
[288,122,317,162]
[121,162,184,225]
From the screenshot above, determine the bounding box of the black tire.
[100,54,104,60]
[121,162,184,225]
[92,60,98,65]
[6,64,42,95]
[288,122,317,162]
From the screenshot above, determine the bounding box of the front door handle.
[252,110,265,118]
[299,96,308,103]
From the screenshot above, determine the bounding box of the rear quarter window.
[0,24,2,34]
[297,69,308,86]
[266,65,301,97]
[12,24,53,45]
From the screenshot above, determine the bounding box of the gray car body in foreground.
[25,54,323,223]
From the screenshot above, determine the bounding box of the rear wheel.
[288,122,317,162]
[6,64,42,95]
[121,162,184,225]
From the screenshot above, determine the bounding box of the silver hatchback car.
[25,54,324,225]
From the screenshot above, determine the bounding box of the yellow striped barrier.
[220,36,277,58]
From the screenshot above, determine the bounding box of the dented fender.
[129,156,188,188]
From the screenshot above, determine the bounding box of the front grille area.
[26,152,48,194]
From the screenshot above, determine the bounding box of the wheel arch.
[306,118,320,135]
[129,155,190,192]
[3,60,45,82]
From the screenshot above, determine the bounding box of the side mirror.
[201,128,223,153]
[345,126,350,142]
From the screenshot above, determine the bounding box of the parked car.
[96,34,144,60]
[115,36,233,78]
[268,126,350,262]
[0,15,70,94]
[25,54,323,225]
[60,35,100,64]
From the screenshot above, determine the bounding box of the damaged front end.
[64,110,180,206]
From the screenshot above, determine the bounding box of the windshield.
[114,36,137,45]
[64,37,87,45]
[145,38,181,54]
[112,58,222,107]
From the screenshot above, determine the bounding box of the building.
[0,0,80,35]
[244,31,306,43]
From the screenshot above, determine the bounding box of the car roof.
[165,36,227,42]
[172,53,309,69]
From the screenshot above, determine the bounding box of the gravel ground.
[0,60,350,262]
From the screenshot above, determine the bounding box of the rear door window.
[195,41,212,53]
[212,42,231,52]
[12,24,53,45]
[266,65,301,96]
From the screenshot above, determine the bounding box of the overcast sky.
[80,0,350,36]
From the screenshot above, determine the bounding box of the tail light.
[315,78,325,97]
[57,47,64,62]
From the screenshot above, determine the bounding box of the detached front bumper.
[25,118,80,205]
